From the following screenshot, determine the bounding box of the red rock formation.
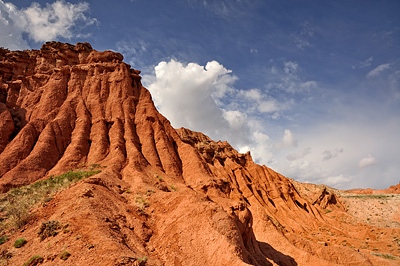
[347,182,400,195]
[312,187,345,211]
[0,42,398,266]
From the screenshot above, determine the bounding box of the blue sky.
[1,0,399,189]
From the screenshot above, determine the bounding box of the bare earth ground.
[337,193,400,229]
[290,179,400,262]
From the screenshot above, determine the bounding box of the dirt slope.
[0,42,399,265]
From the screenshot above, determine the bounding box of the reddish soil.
[0,42,399,265]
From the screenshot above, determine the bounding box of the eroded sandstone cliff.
[0,42,398,266]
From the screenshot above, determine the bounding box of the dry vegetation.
[0,167,102,239]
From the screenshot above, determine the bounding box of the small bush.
[0,236,8,245]
[145,189,155,196]
[138,256,147,261]
[170,185,177,192]
[135,196,149,210]
[86,243,95,249]
[154,174,163,181]
[23,255,43,266]
[38,220,60,241]
[59,250,71,260]
[13,238,27,248]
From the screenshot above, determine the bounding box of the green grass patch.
[0,169,101,232]
[59,250,71,260]
[341,194,394,199]
[154,174,163,182]
[23,255,43,266]
[371,252,397,260]
[13,237,27,248]
[0,236,8,245]
[135,195,149,211]
[137,256,148,262]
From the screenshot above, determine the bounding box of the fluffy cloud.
[239,131,276,165]
[273,129,298,151]
[239,88,288,117]
[367,63,391,78]
[143,59,295,166]
[282,129,297,147]
[358,154,377,168]
[144,60,250,146]
[0,0,96,50]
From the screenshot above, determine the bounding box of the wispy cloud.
[116,40,150,70]
[291,21,316,49]
[266,61,318,94]
[190,0,259,19]
[287,147,311,161]
[322,148,343,161]
[358,154,377,168]
[352,56,373,69]
[367,63,391,78]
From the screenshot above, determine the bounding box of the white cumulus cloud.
[143,59,250,146]
[0,0,96,50]
[276,129,297,149]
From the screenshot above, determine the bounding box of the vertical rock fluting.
[0,42,184,190]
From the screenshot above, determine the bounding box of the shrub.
[137,256,148,264]
[59,251,71,260]
[0,236,8,245]
[38,220,60,241]
[13,238,27,248]
[23,255,43,266]
[154,174,163,181]
[135,196,149,210]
